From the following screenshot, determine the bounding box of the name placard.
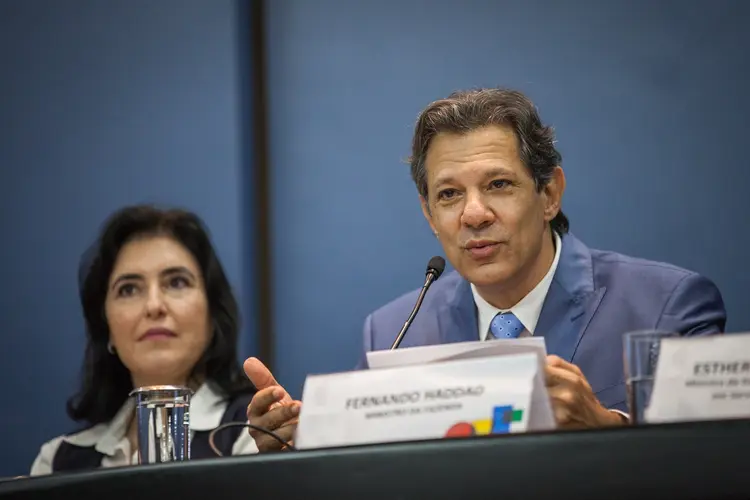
[646,333,750,423]
[294,353,554,450]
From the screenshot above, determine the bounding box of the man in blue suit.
[244,88,726,450]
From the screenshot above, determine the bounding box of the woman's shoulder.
[29,423,109,476]
[29,435,65,476]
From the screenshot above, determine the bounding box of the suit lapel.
[437,278,478,344]
[537,282,606,362]
[536,233,606,362]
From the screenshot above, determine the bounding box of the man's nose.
[460,191,494,229]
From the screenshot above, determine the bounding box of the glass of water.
[130,385,193,464]
[623,330,678,424]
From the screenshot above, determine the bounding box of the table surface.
[2,418,749,500]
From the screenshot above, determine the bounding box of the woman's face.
[104,235,211,388]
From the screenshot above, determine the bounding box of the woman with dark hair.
[30,204,258,475]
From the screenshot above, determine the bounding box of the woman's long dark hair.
[67,205,255,425]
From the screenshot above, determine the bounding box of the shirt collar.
[63,381,228,456]
[471,231,562,340]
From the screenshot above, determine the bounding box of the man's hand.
[244,357,302,452]
[545,355,625,429]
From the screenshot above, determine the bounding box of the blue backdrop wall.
[267,0,750,397]
[0,0,256,476]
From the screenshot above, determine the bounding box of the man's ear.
[420,195,438,236]
[543,166,566,222]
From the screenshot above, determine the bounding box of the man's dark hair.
[409,87,569,234]
[68,204,254,425]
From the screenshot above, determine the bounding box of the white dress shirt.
[30,382,258,476]
[472,231,562,340]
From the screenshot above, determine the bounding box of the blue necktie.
[488,312,525,339]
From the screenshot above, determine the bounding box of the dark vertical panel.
[234,0,259,360]
[250,0,274,368]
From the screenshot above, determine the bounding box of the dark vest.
[52,393,253,472]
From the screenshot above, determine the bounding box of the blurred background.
[0,0,748,477]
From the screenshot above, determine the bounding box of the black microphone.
[390,256,446,350]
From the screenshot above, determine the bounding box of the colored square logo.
[444,405,525,438]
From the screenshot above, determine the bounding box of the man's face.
[421,125,563,294]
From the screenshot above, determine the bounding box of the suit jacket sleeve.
[655,272,726,336]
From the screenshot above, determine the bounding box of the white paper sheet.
[366,337,548,369]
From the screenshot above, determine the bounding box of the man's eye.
[438,189,458,200]
[490,180,510,189]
